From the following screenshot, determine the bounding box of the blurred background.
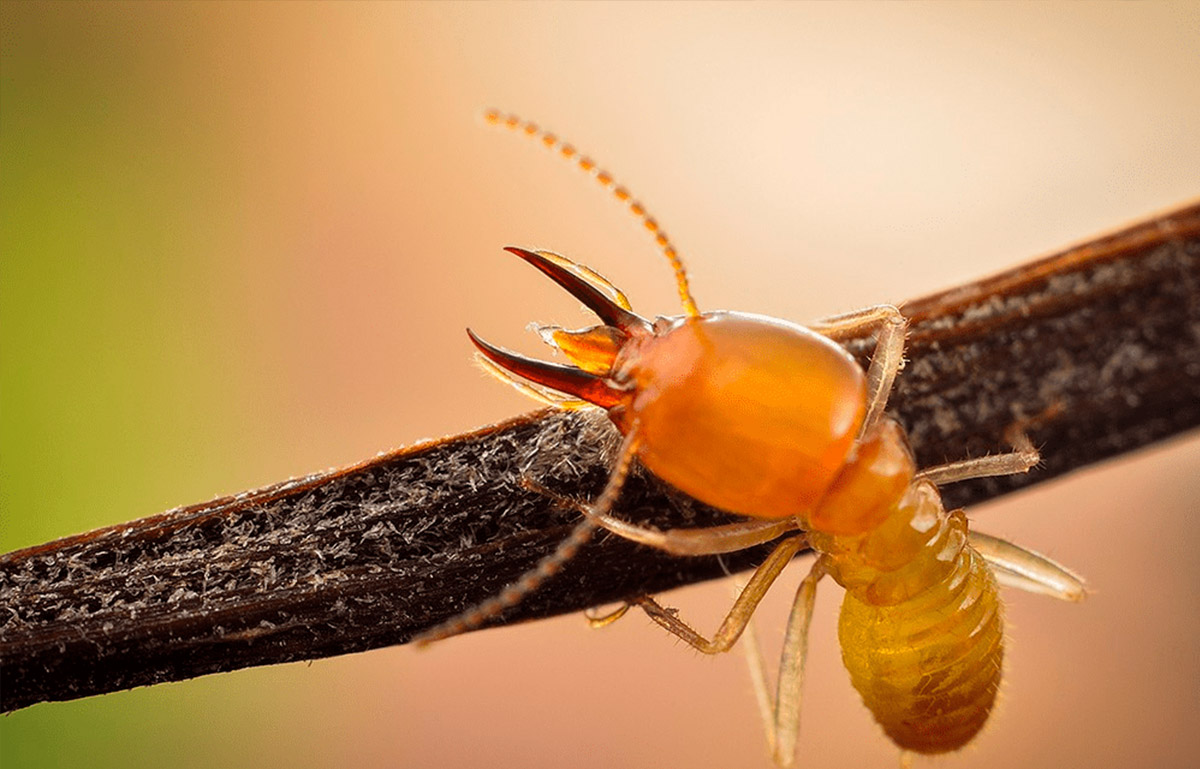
[2,3,1198,768]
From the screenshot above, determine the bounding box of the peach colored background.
[3,3,1198,768]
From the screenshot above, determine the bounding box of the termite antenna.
[413,424,642,646]
[412,517,598,646]
[484,109,701,317]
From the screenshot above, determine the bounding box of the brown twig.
[2,202,1198,712]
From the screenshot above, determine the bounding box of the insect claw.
[466,328,624,409]
[503,246,650,332]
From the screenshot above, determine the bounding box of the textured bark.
[3,202,1198,712]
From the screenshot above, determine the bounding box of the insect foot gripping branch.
[419,111,1086,767]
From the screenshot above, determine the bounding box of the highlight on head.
[483,109,701,317]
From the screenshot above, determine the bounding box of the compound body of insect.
[419,111,1087,767]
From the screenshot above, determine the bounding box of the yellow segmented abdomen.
[837,545,1004,754]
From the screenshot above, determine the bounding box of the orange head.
[470,247,869,520]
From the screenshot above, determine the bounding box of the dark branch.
[3,202,1199,712]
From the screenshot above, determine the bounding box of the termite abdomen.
[838,544,1004,754]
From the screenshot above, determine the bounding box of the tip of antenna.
[482,109,702,317]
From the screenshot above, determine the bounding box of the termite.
[417,110,1087,766]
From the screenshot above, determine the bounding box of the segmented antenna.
[412,517,598,645]
[413,426,642,645]
[484,109,701,317]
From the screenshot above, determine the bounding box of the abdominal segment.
[837,546,1004,754]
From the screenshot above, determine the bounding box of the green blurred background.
[3,3,1198,768]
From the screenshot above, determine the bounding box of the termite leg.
[741,608,778,757]
[413,425,642,645]
[970,530,1087,602]
[626,535,807,653]
[584,603,632,629]
[585,515,800,556]
[583,526,803,630]
[521,477,801,556]
[810,304,907,434]
[766,555,829,768]
[809,303,905,341]
[915,432,1040,486]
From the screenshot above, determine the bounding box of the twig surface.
[2,202,1198,712]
